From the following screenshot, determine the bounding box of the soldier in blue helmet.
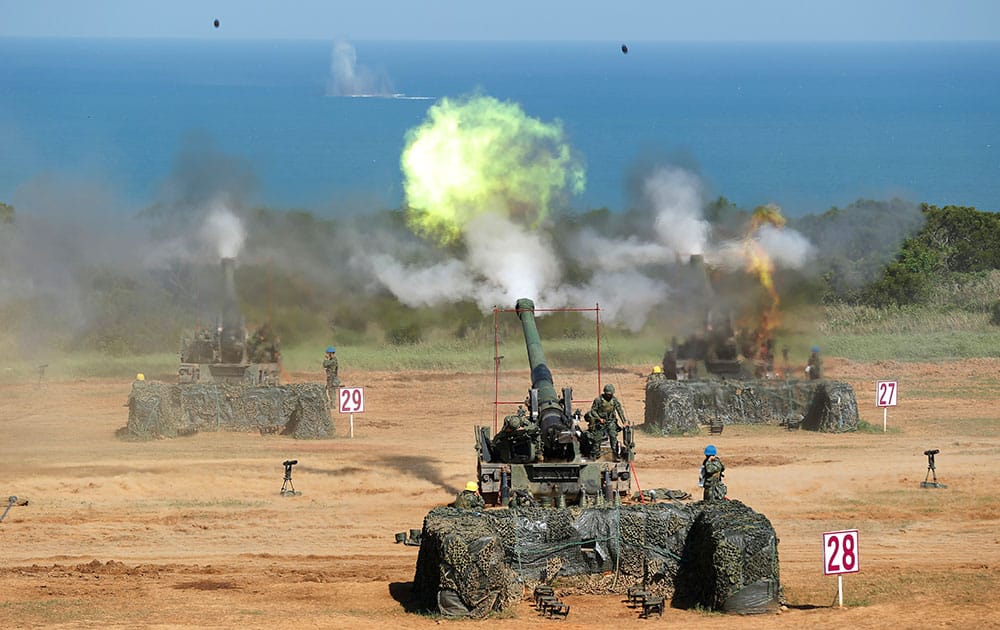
[323,346,340,404]
[699,444,727,501]
[806,346,822,380]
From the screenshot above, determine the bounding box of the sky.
[2,0,999,41]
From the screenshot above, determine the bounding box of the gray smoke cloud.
[326,40,394,97]
[361,164,817,332]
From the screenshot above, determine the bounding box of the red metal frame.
[492,303,602,433]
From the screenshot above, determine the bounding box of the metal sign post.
[875,380,898,432]
[823,529,860,607]
[338,387,365,439]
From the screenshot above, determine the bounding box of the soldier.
[661,348,678,379]
[453,481,485,509]
[806,346,822,380]
[699,444,727,501]
[648,364,665,383]
[323,346,341,404]
[492,406,539,462]
[585,384,629,460]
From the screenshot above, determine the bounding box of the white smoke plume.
[144,197,246,267]
[462,213,563,309]
[326,40,393,97]
[561,270,671,332]
[570,230,673,270]
[365,212,563,312]
[647,166,711,256]
[368,255,474,308]
[756,223,814,268]
[200,201,246,259]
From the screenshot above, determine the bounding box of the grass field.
[4,304,998,382]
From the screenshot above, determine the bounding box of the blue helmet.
[811,346,820,353]
[704,444,717,456]
[326,346,336,353]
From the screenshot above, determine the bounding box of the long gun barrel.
[219,257,245,363]
[516,298,559,408]
[515,298,576,461]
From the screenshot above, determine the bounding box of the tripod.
[280,460,300,496]
[920,450,947,489]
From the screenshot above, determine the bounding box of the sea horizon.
[1,38,998,217]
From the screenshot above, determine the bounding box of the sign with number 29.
[823,529,860,575]
[338,387,365,414]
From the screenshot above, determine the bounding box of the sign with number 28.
[823,529,860,575]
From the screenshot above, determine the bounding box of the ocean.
[1,38,998,215]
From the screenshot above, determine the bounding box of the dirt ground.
[1,357,998,628]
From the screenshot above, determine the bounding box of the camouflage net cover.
[123,381,333,440]
[672,499,781,613]
[643,379,859,435]
[412,500,778,616]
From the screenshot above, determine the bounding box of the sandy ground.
[1,357,998,629]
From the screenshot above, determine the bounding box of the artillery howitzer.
[122,257,332,440]
[412,298,782,617]
[178,257,280,386]
[474,298,633,507]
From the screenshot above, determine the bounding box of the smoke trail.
[326,40,393,97]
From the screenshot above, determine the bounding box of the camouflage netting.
[672,500,781,614]
[412,500,778,617]
[643,379,859,435]
[800,381,861,432]
[122,381,333,440]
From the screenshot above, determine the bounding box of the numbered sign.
[823,529,860,575]
[876,381,898,407]
[338,387,365,414]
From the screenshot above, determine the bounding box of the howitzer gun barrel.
[219,257,245,363]
[515,297,577,465]
[515,298,559,408]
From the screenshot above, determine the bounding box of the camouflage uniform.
[323,351,340,403]
[453,490,485,510]
[702,456,727,501]
[806,349,822,380]
[586,385,628,460]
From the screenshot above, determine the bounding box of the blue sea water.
[1,38,998,215]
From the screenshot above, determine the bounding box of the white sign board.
[875,380,898,407]
[823,529,860,575]
[338,387,365,414]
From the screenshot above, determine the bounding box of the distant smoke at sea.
[326,39,394,97]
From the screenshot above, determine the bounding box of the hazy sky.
[2,0,999,41]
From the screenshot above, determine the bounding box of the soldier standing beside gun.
[323,346,340,405]
[700,444,727,501]
[585,384,629,460]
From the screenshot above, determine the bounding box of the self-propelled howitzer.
[475,298,633,507]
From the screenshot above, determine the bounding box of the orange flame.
[743,204,786,342]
